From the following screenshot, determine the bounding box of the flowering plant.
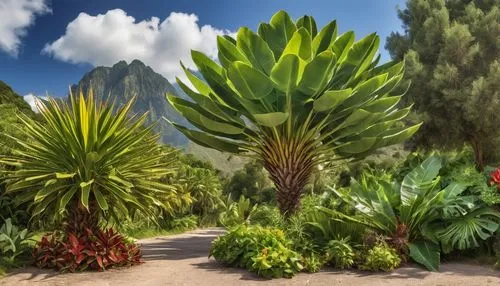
[489,168,500,189]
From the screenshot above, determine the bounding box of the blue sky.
[0,0,405,98]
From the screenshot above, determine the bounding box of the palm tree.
[166,11,420,215]
[0,90,175,232]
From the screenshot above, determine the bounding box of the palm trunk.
[66,199,99,234]
[262,138,316,216]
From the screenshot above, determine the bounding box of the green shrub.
[209,225,303,278]
[219,195,255,227]
[301,252,323,273]
[324,238,355,269]
[169,215,199,230]
[248,205,283,228]
[0,218,33,266]
[361,242,401,272]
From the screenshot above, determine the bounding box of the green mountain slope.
[0,80,35,116]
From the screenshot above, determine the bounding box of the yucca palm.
[167,11,420,214]
[0,91,174,229]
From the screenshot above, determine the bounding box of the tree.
[386,0,500,170]
[223,161,274,204]
[0,91,175,231]
[167,10,419,215]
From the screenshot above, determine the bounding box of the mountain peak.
[130,59,146,67]
[71,60,188,146]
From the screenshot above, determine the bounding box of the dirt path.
[1,228,499,286]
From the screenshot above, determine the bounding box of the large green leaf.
[298,51,336,96]
[437,208,500,251]
[237,27,275,74]
[167,95,245,136]
[227,61,274,100]
[335,137,377,154]
[312,20,337,56]
[408,241,440,271]
[258,10,296,60]
[331,31,354,62]
[401,156,442,205]
[270,54,300,92]
[170,121,244,154]
[282,27,312,61]
[296,15,317,38]
[313,89,352,112]
[254,112,289,127]
[217,35,249,66]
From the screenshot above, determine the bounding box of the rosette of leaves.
[0,90,175,228]
[167,10,420,215]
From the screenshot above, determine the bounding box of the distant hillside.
[71,60,188,146]
[0,81,39,156]
[186,142,247,175]
[0,80,35,116]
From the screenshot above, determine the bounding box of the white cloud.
[0,0,51,56]
[24,93,48,113]
[43,9,233,82]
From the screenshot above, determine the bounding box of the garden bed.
[1,229,498,286]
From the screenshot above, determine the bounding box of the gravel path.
[1,228,499,286]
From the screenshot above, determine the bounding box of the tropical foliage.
[209,225,303,278]
[33,228,141,272]
[167,10,420,214]
[332,156,500,270]
[323,238,355,269]
[0,5,499,279]
[360,241,401,272]
[0,218,33,266]
[0,90,175,226]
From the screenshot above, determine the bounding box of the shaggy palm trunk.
[262,138,316,216]
[66,200,99,234]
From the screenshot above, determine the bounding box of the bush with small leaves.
[361,242,401,272]
[209,225,302,278]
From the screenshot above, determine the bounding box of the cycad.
[0,90,174,229]
[167,11,420,214]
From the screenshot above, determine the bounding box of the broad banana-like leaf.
[408,241,440,271]
[401,156,442,205]
[313,89,352,112]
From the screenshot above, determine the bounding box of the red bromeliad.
[489,168,500,189]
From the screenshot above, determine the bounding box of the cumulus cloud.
[43,9,233,82]
[0,0,51,56]
[24,93,48,113]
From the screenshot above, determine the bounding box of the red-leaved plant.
[489,168,500,190]
[33,228,142,272]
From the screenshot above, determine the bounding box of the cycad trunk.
[262,138,316,216]
[66,200,99,234]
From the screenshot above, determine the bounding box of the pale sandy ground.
[1,228,499,286]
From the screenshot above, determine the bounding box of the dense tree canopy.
[386,0,500,170]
